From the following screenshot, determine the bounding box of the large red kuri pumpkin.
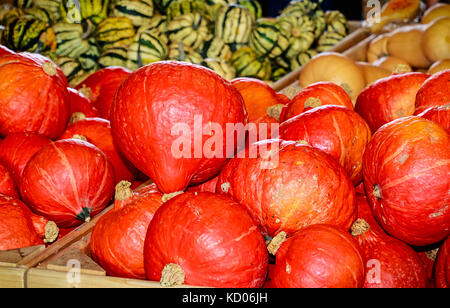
[75,66,131,119]
[20,139,115,228]
[434,237,450,288]
[67,88,99,119]
[0,132,51,185]
[90,181,164,279]
[269,224,365,288]
[362,116,450,246]
[0,45,14,57]
[59,115,136,183]
[355,72,430,132]
[279,105,372,185]
[0,194,59,250]
[0,163,18,198]
[351,195,428,288]
[0,52,69,138]
[415,70,450,115]
[279,82,354,122]
[217,139,356,237]
[417,104,450,133]
[111,61,248,194]
[144,192,268,288]
[186,175,219,193]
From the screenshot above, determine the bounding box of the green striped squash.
[127,30,168,68]
[24,7,55,26]
[140,14,168,35]
[270,65,288,81]
[112,0,155,27]
[289,49,318,70]
[14,0,33,9]
[237,0,262,20]
[168,41,203,64]
[166,0,208,21]
[281,0,326,39]
[53,22,91,58]
[95,17,135,50]
[316,31,345,52]
[197,37,232,61]
[277,14,315,58]
[215,4,253,44]
[154,0,177,14]
[1,8,23,25]
[55,56,85,81]
[249,18,289,59]
[206,0,227,20]
[34,0,61,21]
[3,16,48,52]
[202,58,236,81]
[98,45,129,67]
[324,10,347,37]
[79,38,100,70]
[229,46,271,80]
[167,13,211,50]
[60,0,109,24]
[273,54,291,70]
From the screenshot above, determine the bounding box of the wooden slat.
[0,267,27,288]
[0,245,45,268]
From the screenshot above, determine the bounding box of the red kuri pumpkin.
[66,88,99,119]
[362,116,450,246]
[0,163,18,198]
[144,192,268,288]
[434,237,450,288]
[279,105,372,185]
[90,181,164,279]
[415,70,450,115]
[268,224,365,288]
[217,139,357,238]
[355,72,430,132]
[279,82,354,122]
[186,175,219,193]
[111,61,248,194]
[351,195,428,288]
[75,66,131,119]
[0,132,51,185]
[60,115,136,183]
[0,52,69,138]
[0,194,59,250]
[0,45,14,57]
[20,139,115,228]
[418,104,450,132]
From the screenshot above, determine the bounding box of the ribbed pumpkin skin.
[111,61,247,194]
[67,88,99,118]
[279,81,354,122]
[362,117,450,247]
[20,139,115,228]
[60,117,136,183]
[355,72,430,133]
[418,104,450,133]
[0,163,18,198]
[90,184,163,279]
[0,45,15,57]
[271,224,365,288]
[217,140,357,237]
[0,53,70,139]
[0,194,45,250]
[279,105,372,185]
[353,195,428,288]
[0,132,51,185]
[415,70,450,115]
[434,237,450,288]
[143,192,269,288]
[75,66,132,120]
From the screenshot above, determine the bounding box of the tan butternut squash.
[366,34,390,63]
[421,3,450,24]
[421,17,450,63]
[373,56,413,73]
[428,59,450,75]
[357,61,392,86]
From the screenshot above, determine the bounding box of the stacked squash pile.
[0,0,349,85]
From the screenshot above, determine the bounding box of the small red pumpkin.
[75,66,131,119]
[280,82,354,122]
[217,139,356,237]
[434,237,450,288]
[279,105,372,185]
[20,139,115,228]
[0,45,15,57]
[0,132,51,185]
[355,72,430,133]
[60,115,136,183]
[111,61,248,194]
[0,163,18,198]
[66,88,99,119]
[362,116,450,246]
[0,52,69,138]
[0,194,59,250]
[90,181,164,279]
[418,104,450,132]
[415,70,450,115]
[351,195,428,288]
[186,175,219,193]
[144,192,268,288]
[269,224,365,288]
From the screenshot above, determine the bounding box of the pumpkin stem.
[373,184,382,200]
[42,61,57,76]
[162,191,184,203]
[160,263,185,287]
[78,86,92,100]
[267,231,287,255]
[220,182,230,193]
[76,207,92,222]
[351,218,370,237]
[114,181,133,211]
[296,140,309,145]
[266,104,285,121]
[304,97,322,109]
[425,248,439,262]
[70,112,86,124]
[43,221,59,244]
[72,134,87,142]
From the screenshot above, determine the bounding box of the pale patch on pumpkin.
[221,182,230,193]
[70,112,87,124]
[162,191,184,202]
[285,263,291,274]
